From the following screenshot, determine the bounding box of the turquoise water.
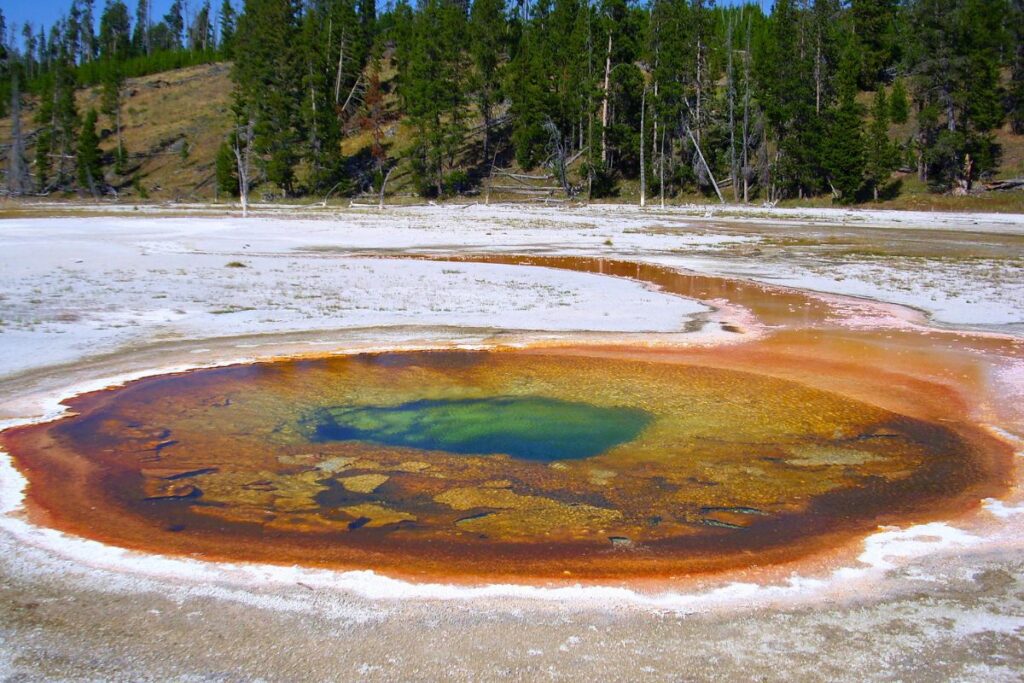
[308,396,652,461]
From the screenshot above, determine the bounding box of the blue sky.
[4,0,771,48]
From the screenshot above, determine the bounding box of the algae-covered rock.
[338,473,389,493]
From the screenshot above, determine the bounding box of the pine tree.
[77,108,104,197]
[49,55,80,188]
[757,0,820,199]
[906,0,1006,191]
[1010,0,1024,133]
[506,4,556,170]
[80,0,97,61]
[6,71,32,196]
[468,0,506,164]
[215,139,238,197]
[164,0,185,49]
[99,1,132,60]
[296,0,344,194]
[133,0,150,54]
[189,2,213,51]
[232,0,302,195]
[22,24,38,80]
[889,78,908,125]
[100,65,127,174]
[218,0,236,56]
[849,0,896,88]
[67,1,83,64]
[34,74,55,192]
[400,0,467,196]
[865,87,895,200]
[822,38,866,203]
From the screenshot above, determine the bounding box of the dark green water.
[308,396,652,461]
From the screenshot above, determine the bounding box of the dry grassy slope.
[100,63,235,200]
[0,63,234,201]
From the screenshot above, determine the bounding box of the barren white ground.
[0,202,1022,681]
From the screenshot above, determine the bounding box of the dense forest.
[2,0,1023,204]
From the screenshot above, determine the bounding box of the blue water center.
[308,396,652,461]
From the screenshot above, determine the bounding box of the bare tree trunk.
[379,166,395,209]
[600,31,612,164]
[651,81,658,169]
[639,85,647,207]
[695,38,702,145]
[660,129,666,209]
[814,30,822,115]
[687,127,723,204]
[334,32,346,105]
[233,119,254,217]
[339,74,362,117]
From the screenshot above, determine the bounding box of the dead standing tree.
[639,83,647,207]
[543,120,573,197]
[232,119,254,217]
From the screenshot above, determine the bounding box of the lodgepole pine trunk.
[639,85,647,207]
[600,31,612,164]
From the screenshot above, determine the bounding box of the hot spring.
[3,346,1009,580]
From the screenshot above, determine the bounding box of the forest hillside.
[1,0,1023,209]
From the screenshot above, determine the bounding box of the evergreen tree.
[400,0,467,196]
[77,108,104,197]
[296,0,344,194]
[468,0,506,164]
[757,0,821,199]
[80,0,97,61]
[42,55,80,189]
[6,71,32,196]
[822,97,865,203]
[822,36,866,203]
[164,0,185,49]
[905,0,1006,190]
[506,1,557,170]
[189,2,214,51]
[215,139,238,196]
[133,0,150,54]
[100,65,127,173]
[849,0,896,87]
[232,0,302,195]
[218,0,236,56]
[67,1,83,64]
[1010,0,1024,134]
[865,87,895,200]
[34,74,55,191]
[889,78,908,124]
[99,1,132,60]
[22,23,38,80]
[0,11,8,121]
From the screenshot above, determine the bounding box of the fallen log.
[984,178,1024,192]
